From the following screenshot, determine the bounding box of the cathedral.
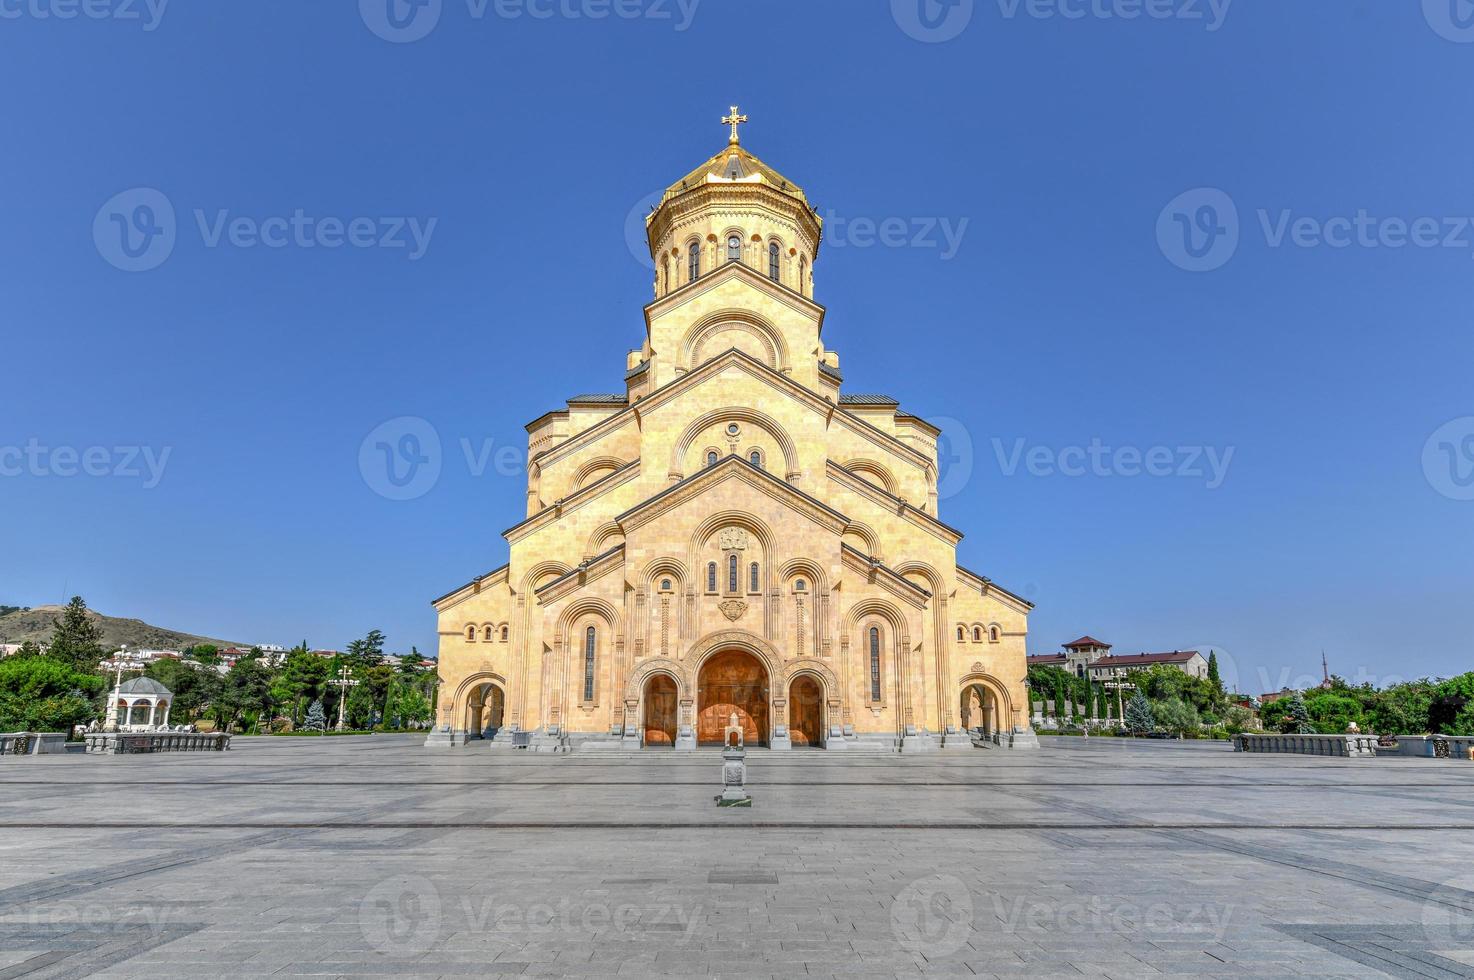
[428,110,1037,752]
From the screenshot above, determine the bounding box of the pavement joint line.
[10,821,1474,830]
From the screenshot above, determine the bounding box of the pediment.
[616,455,849,537]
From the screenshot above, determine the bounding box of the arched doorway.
[697,650,768,746]
[643,674,678,747]
[961,683,997,737]
[788,675,823,747]
[465,683,505,740]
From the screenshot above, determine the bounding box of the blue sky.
[2,0,1471,692]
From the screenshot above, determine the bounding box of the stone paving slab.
[3,735,1474,977]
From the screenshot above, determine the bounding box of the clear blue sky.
[3,0,1471,693]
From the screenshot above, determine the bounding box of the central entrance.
[697,649,768,746]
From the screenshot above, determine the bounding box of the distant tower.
[1320,651,1332,689]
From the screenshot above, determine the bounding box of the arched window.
[688,242,700,282]
[727,234,742,262]
[501,626,509,642]
[768,242,780,281]
[706,450,718,467]
[795,578,806,592]
[869,627,882,702]
[749,450,762,468]
[957,626,965,642]
[661,255,670,292]
[973,627,983,642]
[583,626,596,702]
[483,625,494,641]
[707,562,717,593]
[465,626,476,642]
[660,578,672,592]
[749,562,759,593]
[799,255,808,294]
[727,554,738,593]
[990,626,1000,642]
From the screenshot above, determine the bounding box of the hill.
[0,605,240,651]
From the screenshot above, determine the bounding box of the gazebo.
[109,677,173,732]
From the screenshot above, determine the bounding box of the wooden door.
[697,650,768,745]
[643,675,677,746]
[789,676,823,746]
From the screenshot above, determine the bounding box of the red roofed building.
[1028,635,1209,683]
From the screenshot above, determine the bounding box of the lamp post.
[330,665,360,731]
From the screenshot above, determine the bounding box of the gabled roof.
[1064,635,1112,649]
[1026,654,1068,666]
[567,394,627,405]
[838,393,899,406]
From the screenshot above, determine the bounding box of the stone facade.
[430,114,1035,751]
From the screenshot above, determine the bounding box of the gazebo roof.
[117,676,172,697]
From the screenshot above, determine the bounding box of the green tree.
[46,596,107,672]
[143,658,221,723]
[1207,651,1222,692]
[1125,693,1154,735]
[1365,681,1434,735]
[345,682,375,729]
[1223,704,1254,735]
[395,688,432,726]
[212,656,273,733]
[346,629,386,668]
[1282,693,1314,734]
[0,655,105,732]
[1154,698,1200,737]
[303,699,327,732]
[1302,689,1366,734]
[186,644,222,667]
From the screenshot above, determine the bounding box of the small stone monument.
[716,712,751,807]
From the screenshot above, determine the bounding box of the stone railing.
[84,732,231,754]
[1388,735,1474,759]
[1234,733,1379,757]
[0,732,69,755]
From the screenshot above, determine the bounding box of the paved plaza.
[3,736,1474,978]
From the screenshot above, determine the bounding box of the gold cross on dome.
[722,105,749,145]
